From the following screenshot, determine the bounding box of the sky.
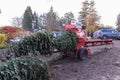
[0,0,120,28]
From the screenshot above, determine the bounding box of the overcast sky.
[0,0,120,28]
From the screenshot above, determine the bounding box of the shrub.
[0,34,7,48]
[0,56,49,80]
[0,26,24,42]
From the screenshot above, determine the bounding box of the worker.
[90,32,93,39]
[53,32,60,39]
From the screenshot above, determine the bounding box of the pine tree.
[78,0,89,22]
[22,6,33,31]
[78,0,100,35]
[33,12,39,29]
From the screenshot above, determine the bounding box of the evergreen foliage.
[22,6,33,31]
[0,56,49,80]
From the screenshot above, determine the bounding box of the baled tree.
[22,6,33,31]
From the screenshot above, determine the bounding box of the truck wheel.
[117,36,120,40]
[78,48,88,60]
[102,35,107,39]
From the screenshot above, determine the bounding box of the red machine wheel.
[78,48,88,60]
[62,52,68,58]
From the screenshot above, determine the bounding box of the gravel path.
[49,40,120,80]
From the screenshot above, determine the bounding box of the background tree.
[86,0,100,34]
[64,12,75,24]
[58,12,75,32]
[88,1,99,25]
[32,12,39,29]
[12,17,22,27]
[78,0,100,35]
[78,0,89,23]
[38,13,47,29]
[46,6,60,32]
[59,17,66,31]
[116,13,120,31]
[22,6,33,31]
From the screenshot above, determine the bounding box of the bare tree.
[12,17,22,27]
[46,6,60,32]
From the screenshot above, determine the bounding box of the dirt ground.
[49,40,120,80]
